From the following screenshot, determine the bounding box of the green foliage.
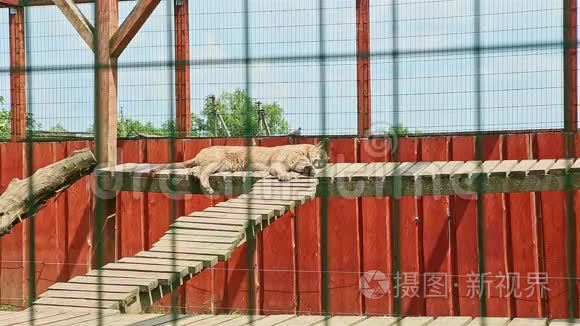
[49,123,67,132]
[114,89,289,138]
[199,89,289,137]
[385,124,409,137]
[0,96,42,140]
[0,305,14,311]
[0,89,290,140]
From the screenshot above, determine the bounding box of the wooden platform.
[97,159,580,196]
[1,310,578,326]
[31,179,317,313]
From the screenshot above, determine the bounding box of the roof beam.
[0,0,19,6]
[52,0,94,50]
[109,0,160,58]
[0,0,133,7]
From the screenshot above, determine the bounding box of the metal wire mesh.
[0,0,576,325]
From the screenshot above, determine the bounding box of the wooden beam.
[109,0,160,58]
[175,0,191,137]
[9,7,26,142]
[52,0,94,50]
[95,0,118,266]
[356,0,371,138]
[564,0,577,133]
[0,0,133,7]
[0,0,19,5]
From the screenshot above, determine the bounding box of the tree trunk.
[0,147,96,235]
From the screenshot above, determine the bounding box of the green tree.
[0,96,42,139]
[385,124,409,137]
[199,89,289,137]
[49,123,68,133]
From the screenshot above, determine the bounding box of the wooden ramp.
[31,177,317,313]
[0,310,576,326]
[98,159,580,196]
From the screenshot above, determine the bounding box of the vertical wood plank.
[505,134,542,317]
[296,137,321,314]
[481,135,510,317]
[95,0,118,266]
[421,137,453,316]
[174,0,191,136]
[145,138,184,311]
[117,139,145,258]
[259,137,296,314]
[564,0,578,132]
[356,0,371,138]
[360,138,392,315]
[451,135,479,316]
[536,132,569,318]
[220,137,258,313]
[325,138,361,314]
[181,138,215,313]
[0,143,24,307]
[65,141,93,281]
[31,143,67,296]
[397,137,424,315]
[575,133,580,318]
[9,7,26,142]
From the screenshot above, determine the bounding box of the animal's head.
[305,142,328,168]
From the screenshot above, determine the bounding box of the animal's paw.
[149,169,160,177]
[303,165,316,177]
[202,186,215,195]
[278,173,292,181]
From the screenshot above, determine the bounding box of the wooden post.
[95,0,118,265]
[9,7,26,142]
[564,0,577,134]
[356,0,371,138]
[175,0,191,137]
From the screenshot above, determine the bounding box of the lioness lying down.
[150,144,327,194]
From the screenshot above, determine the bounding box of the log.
[0,148,96,235]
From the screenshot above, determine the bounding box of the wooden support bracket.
[52,0,95,50]
[109,0,160,58]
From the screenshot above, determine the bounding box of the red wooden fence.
[0,132,578,318]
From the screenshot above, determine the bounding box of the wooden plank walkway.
[97,159,580,196]
[0,311,577,326]
[30,179,318,314]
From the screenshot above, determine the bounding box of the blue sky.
[0,0,570,135]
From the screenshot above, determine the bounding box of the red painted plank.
[536,132,568,318]
[480,135,510,317]
[9,7,26,142]
[215,137,260,313]
[505,134,542,317]
[144,139,172,246]
[575,132,580,317]
[64,141,93,281]
[174,0,191,136]
[397,137,424,316]
[295,137,321,314]
[420,137,453,316]
[117,139,145,258]
[359,138,392,315]
[257,137,296,314]
[224,241,259,313]
[144,139,184,311]
[325,138,361,314]
[0,142,24,307]
[259,212,296,314]
[31,143,68,295]
[451,136,479,317]
[181,139,212,213]
[180,138,217,314]
[356,0,371,138]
